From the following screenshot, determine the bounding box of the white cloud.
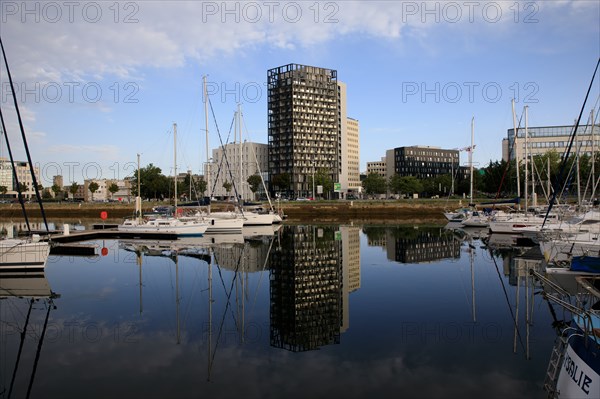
[2,1,592,84]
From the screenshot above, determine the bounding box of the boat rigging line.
[489,249,528,357]
[0,37,49,234]
[542,58,600,228]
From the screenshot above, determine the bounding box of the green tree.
[271,173,291,193]
[307,169,334,199]
[388,174,403,195]
[362,173,387,196]
[88,181,99,201]
[197,177,208,199]
[108,182,119,199]
[247,174,263,200]
[223,180,232,199]
[51,184,62,199]
[133,163,169,200]
[397,176,423,196]
[430,174,453,197]
[42,188,53,199]
[0,185,7,197]
[18,182,27,193]
[69,182,79,199]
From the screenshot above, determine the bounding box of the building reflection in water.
[363,226,460,263]
[269,225,361,351]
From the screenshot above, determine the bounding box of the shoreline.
[0,199,475,223]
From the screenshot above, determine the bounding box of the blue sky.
[0,1,598,186]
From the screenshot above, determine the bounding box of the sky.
[0,0,598,186]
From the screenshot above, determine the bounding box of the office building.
[0,158,41,199]
[209,141,268,201]
[387,146,459,179]
[267,64,340,198]
[503,124,600,162]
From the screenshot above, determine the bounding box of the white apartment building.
[338,81,361,197]
[503,124,600,162]
[0,158,41,199]
[83,178,131,201]
[209,141,268,201]
[366,157,387,177]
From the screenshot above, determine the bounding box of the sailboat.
[460,117,490,228]
[234,104,282,225]
[118,123,209,236]
[0,38,51,270]
[200,76,245,234]
[488,104,564,234]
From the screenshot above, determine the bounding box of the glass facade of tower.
[393,146,459,179]
[505,124,600,161]
[267,64,339,197]
[269,225,342,352]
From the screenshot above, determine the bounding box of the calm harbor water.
[1,221,558,399]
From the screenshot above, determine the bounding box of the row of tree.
[3,149,592,202]
[361,150,600,199]
[0,181,120,201]
[129,164,265,201]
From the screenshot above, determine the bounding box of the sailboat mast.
[0,37,49,233]
[469,117,474,205]
[591,109,596,199]
[203,76,210,199]
[524,106,529,215]
[174,123,178,210]
[238,103,243,203]
[512,99,521,211]
[576,118,581,206]
[136,153,142,223]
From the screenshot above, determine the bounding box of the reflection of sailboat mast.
[7,295,56,399]
[138,252,143,316]
[207,249,212,381]
[8,299,34,398]
[526,272,530,359]
[26,298,53,398]
[470,240,476,323]
[241,249,245,344]
[176,256,180,345]
[514,270,520,354]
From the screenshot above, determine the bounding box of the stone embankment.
[0,199,468,223]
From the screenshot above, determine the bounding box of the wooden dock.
[39,228,178,257]
[45,229,178,244]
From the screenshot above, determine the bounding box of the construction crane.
[449,145,476,195]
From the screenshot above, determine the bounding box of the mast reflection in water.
[0,223,560,398]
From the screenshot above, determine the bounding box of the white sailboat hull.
[205,213,244,234]
[243,212,275,226]
[118,217,209,236]
[0,239,50,270]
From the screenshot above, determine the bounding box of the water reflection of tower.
[385,227,460,263]
[340,226,361,333]
[269,225,343,351]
